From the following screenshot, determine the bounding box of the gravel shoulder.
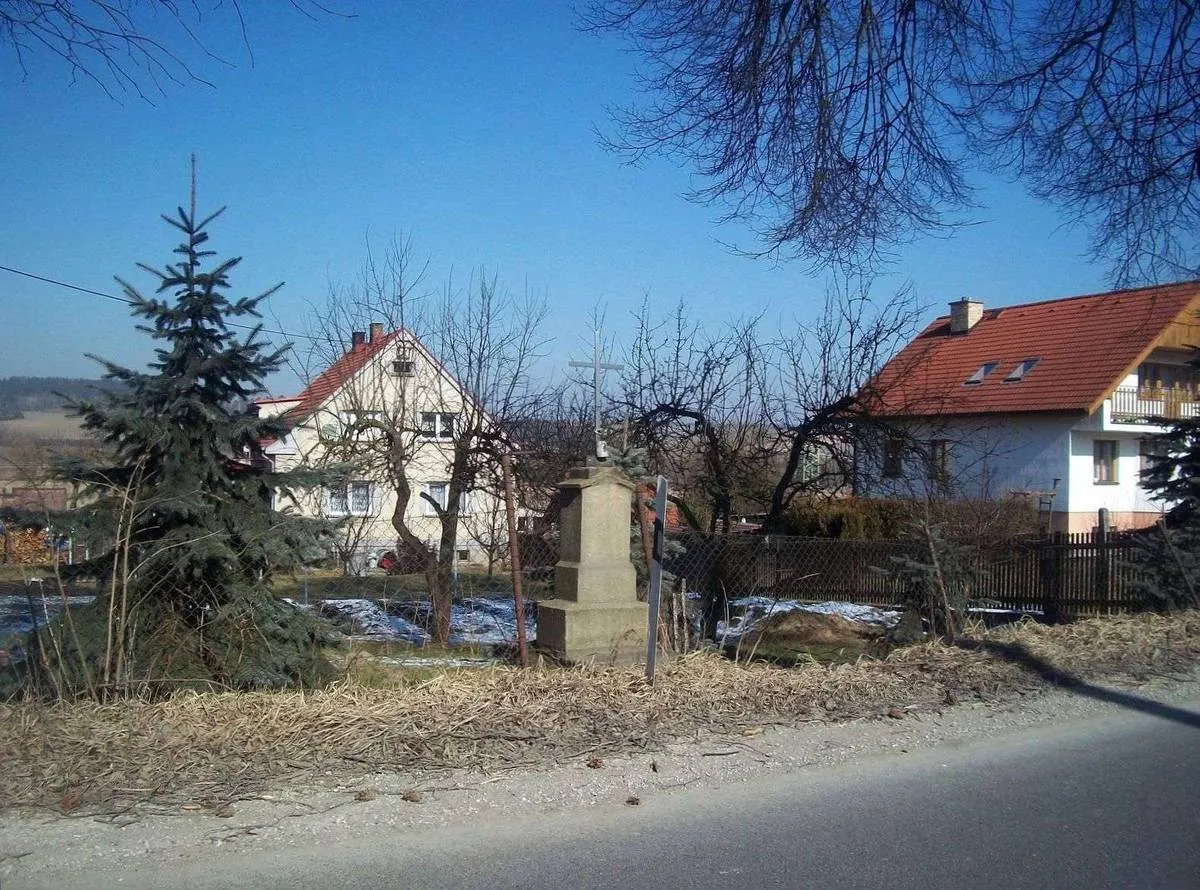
[3,667,1198,890]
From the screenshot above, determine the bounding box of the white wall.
[860,412,1167,524]
[1066,429,1163,516]
[861,414,1074,505]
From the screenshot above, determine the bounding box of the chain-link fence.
[665,532,920,607]
[336,534,561,600]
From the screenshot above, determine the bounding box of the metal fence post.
[645,476,668,683]
[1095,509,1110,614]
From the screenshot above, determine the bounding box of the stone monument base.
[536,598,648,666]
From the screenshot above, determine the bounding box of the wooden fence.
[665,530,1148,617]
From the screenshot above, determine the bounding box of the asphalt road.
[107,696,1200,889]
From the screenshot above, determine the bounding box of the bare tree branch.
[1,1,351,100]
[590,0,1199,282]
[587,0,997,270]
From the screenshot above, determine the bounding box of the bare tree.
[296,240,552,644]
[586,0,994,270]
[762,276,925,529]
[970,0,1200,285]
[419,272,552,640]
[616,300,774,534]
[615,279,925,534]
[2,1,346,99]
[588,0,1199,282]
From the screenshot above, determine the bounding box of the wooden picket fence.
[665,530,1148,617]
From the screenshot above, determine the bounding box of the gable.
[256,326,496,438]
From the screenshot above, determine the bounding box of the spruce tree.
[1132,417,1200,612]
[47,196,336,695]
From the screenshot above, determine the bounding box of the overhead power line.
[0,263,132,304]
[0,262,323,344]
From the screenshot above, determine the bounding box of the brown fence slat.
[665,530,1144,616]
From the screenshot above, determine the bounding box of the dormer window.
[964,362,998,385]
[1004,357,1040,382]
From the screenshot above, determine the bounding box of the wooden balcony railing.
[1109,386,1200,422]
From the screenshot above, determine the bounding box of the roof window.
[1004,358,1040,382]
[964,362,999,385]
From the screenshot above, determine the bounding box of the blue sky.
[0,2,1112,395]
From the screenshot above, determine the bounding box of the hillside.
[0,377,121,419]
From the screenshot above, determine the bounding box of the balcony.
[1109,386,1200,423]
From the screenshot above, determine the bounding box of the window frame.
[882,436,904,479]
[419,411,458,440]
[1003,357,1040,383]
[327,480,373,517]
[421,482,473,516]
[1093,439,1119,485]
[422,481,449,516]
[928,439,951,487]
[338,409,384,439]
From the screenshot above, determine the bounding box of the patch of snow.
[374,655,493,669]
[317,599,430,643]
[450,597,537,646]
[0,594,96,639]
[313,596,536,647]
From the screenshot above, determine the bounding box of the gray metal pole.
[645,475,668,683]
[501,451,529,667]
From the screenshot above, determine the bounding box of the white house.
[859,281,1200,533]
[254,323,511,569]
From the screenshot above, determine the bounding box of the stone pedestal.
[537,464,647,665]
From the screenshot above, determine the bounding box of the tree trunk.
[389,448,443,641]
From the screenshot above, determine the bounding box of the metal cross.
[569,327,623,460]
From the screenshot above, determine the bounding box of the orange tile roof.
[867,281,1200,417]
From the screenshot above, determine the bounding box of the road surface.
[86,693,1200,890]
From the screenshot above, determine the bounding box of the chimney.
[369,322,385,343]
[350,330,366,351]
[949,299,983,334]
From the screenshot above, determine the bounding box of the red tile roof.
[867,281,1200,417]
[277,330,400,423]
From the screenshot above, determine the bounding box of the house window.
[457,549,470,562]
[964,362,999,385]
[882,436,904,479]
[422,482,448,516]
[1004,358,1040,382]
[928,439,951,486]
[419,411,457,439]
[799,446,822,483]
[1094,440,1119,484]
[422,483,473,516]
[339,410,382,437]
[328,481,372,516]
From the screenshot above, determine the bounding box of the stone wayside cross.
[536,464,647,665]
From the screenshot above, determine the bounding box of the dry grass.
[0,410,87,441]
[2,611,1198,815]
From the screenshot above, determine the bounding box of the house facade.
[859,281,1200,533]
[254,323,511,570]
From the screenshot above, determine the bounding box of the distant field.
[0,410,87,441]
